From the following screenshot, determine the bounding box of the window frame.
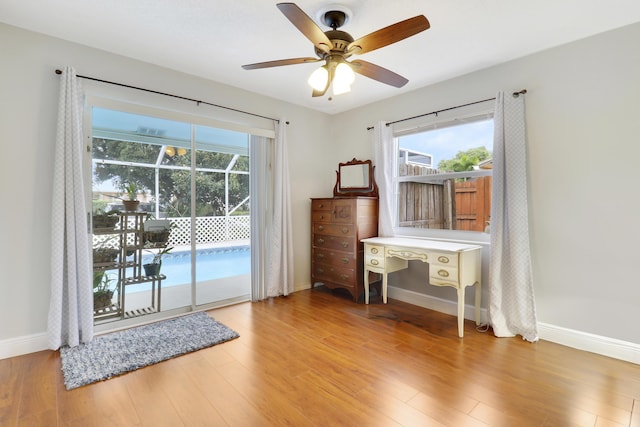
[82,92,275,332]
[392,110,494,244]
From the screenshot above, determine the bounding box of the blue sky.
[398,119,494,167]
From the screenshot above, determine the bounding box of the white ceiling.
[3,1,640,115]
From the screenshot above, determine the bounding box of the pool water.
[117,246,251,291]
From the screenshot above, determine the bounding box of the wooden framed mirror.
[333,158,378,197]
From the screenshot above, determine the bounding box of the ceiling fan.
[242,3,430,97]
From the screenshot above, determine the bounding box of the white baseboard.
[388,285,489,324]
[4,286,639,366]
[0,332,49,360]
[388,285,640,365]
[537,323,640,365]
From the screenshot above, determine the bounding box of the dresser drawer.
[312,262,356,287]
[312,211,334,222]
[313,248,356,269]
[313,234,357,252]
[311,199,333,211]
[313,223,354,237]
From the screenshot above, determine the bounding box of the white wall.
[2,20,640,359]
[337,22,640,346]
[0,23,331,348]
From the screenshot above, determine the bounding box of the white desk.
[362,237,482,337]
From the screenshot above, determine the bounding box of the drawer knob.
[341,257,349,264]
[318,225,324,231]
[317,238,325,245]
[438,270,450,278]
[371,259,379,266]
[340,274,349,280]
[318,203,324,208]
[371,247,379,254]
[341,241,349,248]
[341,227,349,234]
[438,256,450,263]
[317,253,325,259]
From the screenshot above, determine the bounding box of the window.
[395,115,493,237]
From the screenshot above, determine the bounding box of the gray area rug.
[60,311,239,390]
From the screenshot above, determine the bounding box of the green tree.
[93,138,249,217]
[438,147,491,172]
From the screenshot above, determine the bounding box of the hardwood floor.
[2,287,640,426]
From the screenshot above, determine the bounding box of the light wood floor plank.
[2,287,640,426]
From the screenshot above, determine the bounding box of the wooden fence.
[454,176,491,231]
[398,164,491,232]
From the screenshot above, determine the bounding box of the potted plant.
[143,246,173,276]
[92,208,120,230]
[122,182,140,211]
[143,219,173,246]
[93,270,116,310]
[93,234,120,265]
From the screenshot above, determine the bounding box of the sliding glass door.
[193,125,251,306]
[90,106,251,324]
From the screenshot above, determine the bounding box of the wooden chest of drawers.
[310,197,378,302]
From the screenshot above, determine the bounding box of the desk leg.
[364,268,370,304]
[474,281,481,326]
[456,286,465,338]
[382,272,388,304]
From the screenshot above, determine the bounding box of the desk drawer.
[430,252,458,266]
[365,254,384,269]
[430,264,459,284]
[366,244,384,257]
[365,244,385,269]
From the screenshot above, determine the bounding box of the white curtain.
[266,120,294,297]
[47,67,94,349]
[488,91,538,342]
[250,120,293,300]
[371,121,395,236]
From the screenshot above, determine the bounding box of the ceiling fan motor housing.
[315,29,354,57]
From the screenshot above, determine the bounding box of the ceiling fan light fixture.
[308,65,329,91]
[332,81,351,96]
[335,62,355,85]
[332,62,355,95]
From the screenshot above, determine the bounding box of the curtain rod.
[366,89,527,130]
[54,69,287,124]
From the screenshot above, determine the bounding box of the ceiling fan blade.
[347,15,430,55]
[277,3,334,54]
[242,57,320,70]
[350,60,409,88]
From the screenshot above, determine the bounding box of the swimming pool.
[118,246,251,292]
